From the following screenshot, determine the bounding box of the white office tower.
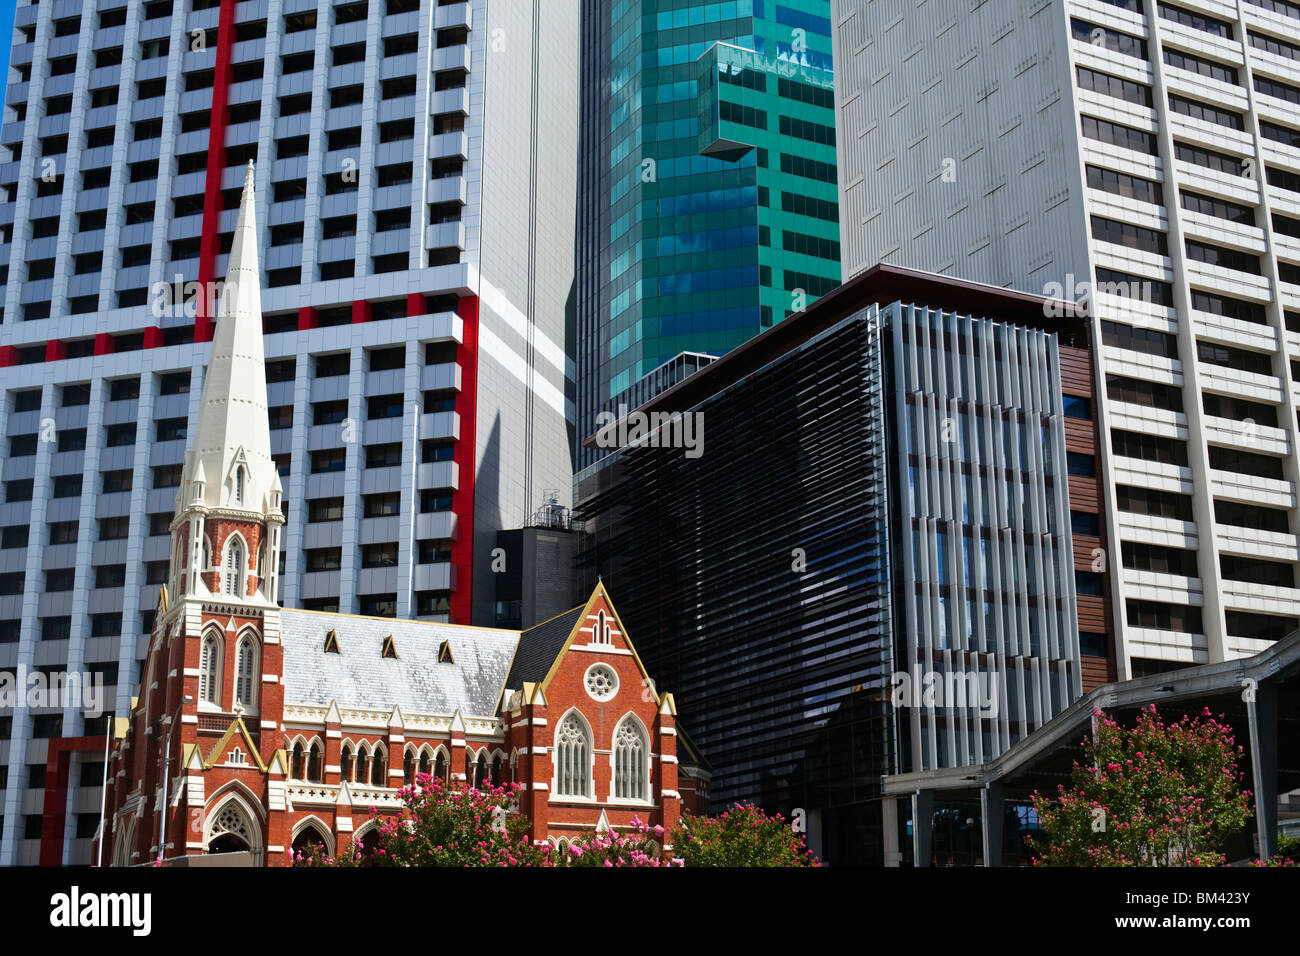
[833,0,1300,681]
[0,0,577,864]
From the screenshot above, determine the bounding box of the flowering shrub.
[669,803,819,867]
[563,816,674,867]
[293,777,820,867]
[1029,706,1251,867]
[294,773,550,867]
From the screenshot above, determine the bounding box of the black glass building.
[574,264,1086,864]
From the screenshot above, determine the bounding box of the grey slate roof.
[503,606,584,691]
[279,609,521,716]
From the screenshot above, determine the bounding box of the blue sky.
[0,0,13,107]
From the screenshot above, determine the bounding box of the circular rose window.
[584,663,618,701]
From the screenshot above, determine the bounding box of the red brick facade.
[99,577,705,866]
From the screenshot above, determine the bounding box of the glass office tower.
[576,0,840,465]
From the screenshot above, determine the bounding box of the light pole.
[156,695,193,865]
[96,713,112,868]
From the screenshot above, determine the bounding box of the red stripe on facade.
[448,295,479,625]
[351,300,370,324]
[39,736,104,867]
[45,340,66,362]
[406,293,427,317]
[194,0,238,345]
[93,332,113,356]
[0,346,15,368]
[297,306,317,331]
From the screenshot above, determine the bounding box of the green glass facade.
[577,0,840,462]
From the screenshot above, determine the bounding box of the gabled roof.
[279,609,519,717]
[503,605,585,692]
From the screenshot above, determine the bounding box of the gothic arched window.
[307,741,322,782]
[225,537,245,596]
[554,712,591,798]
[371,745,386,786]
[199,633,221,707]
[291,741,305,780]
[234,634,258,710]
[612,716,649,801]
[434,750,446,784]
[340,744,353,782]
[235,466,244,504]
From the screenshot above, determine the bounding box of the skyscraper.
[0,0,577,865]
[574,264,1091,864]
[575,0,840,465]
[834,0,1300,678]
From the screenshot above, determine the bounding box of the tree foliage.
[669,803,820,867]
[1029,706,1251,867]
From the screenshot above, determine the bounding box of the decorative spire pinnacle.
[186,161,274,515]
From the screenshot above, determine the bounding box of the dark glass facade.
[576,308,894,864]
[574,270,1085,864]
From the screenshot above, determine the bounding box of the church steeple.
[185,161,275,516]
[170,163,283,605]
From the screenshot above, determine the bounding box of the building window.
[340,744,353,781]
[308,498,345,522]
[200,633,221,706]
[235,635,258,710]
[1079,632,1108,658]
[225,538,245,596]
[554,712,591,799]
[584,663,618,701]
[311,449,347,473]
[305,548,342,572]
[156,418,188,442]
[363,492,401,518]
[1066,452,1095,477]
[612,717,648,802]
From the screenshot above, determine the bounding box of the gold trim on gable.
[538,582,662,706]
[202,716,268,772]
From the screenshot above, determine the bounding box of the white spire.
[189,162,274,514]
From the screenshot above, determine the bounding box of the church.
[98,166,708,866]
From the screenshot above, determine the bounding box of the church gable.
[532,585,661,706]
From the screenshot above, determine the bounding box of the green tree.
[1029,706,1251,866]
[669,803,819,867]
